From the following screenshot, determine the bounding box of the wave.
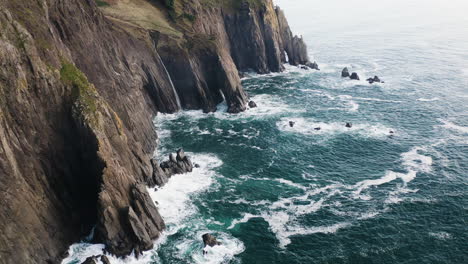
[338,95,359,112]
[440,119,468,134]
[354,146,432,201]
[417,97,440,102]
[276,117,394,139]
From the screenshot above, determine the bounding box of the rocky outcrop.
[367,76,383,84]
[276,6,317,69]
[350,72,360,80]
[342,67,350,77]
[0,0,311,262]
[148,149,194,188]
[202,233,222,247]
[249,101,258,108]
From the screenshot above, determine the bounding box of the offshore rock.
[249,101,258,108]
[202,234,222,247]
[367,76,382,84]
[350,72,360,80]
[342,67,350,77]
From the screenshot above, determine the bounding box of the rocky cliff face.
[0,0,313,263]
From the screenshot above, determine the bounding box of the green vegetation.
[60,62,99,123]
[95,0,110,7]
[201,0,264,10]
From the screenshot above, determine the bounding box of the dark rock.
[367,76,382,84]
[350,72,360,80]
[346,123,353,128]
[305,61,320,70]
[194,163,201,168]
[301,66,309,70]
[342,67,350,78]
[148,149,194,188]
[289,121,295,128]
[101,255,111,264]
[81,256,99,264]
[314,127,321,131]
[248,101,257,108]
[390,130,394,134]
[202,234,222,248]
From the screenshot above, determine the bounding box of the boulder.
[289,121,295,128]
[350,72,360,80]
[202,234,221,247]
[305,61,320,70]
[345,122,352,128]
[342,67,350,78]
[248,101,257,108]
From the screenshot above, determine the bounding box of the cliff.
[0,0,314,263]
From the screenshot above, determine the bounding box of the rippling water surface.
[64,0,468,263]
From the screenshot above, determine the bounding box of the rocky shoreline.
[0,0,315,262]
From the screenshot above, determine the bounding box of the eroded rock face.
[0,0,311,262]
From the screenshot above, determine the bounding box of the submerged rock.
[289,121,295,128]
[350,72,360,80]
[346,122,353,128]
[314,127,321,131]
[248,101,257,108]
[342,67,350,77]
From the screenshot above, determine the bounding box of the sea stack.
[350,72,360,80]
[342,67,350,77]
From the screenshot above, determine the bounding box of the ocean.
[63,0,468,263]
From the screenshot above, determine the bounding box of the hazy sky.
[274,0,468,36]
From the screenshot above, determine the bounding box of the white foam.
[338,95,359,112]
[276,117,394,139]
[177,231,245,264]
[355,147,432,199]
[440,120,468,134]
[417,97,440,102]
[241,63,315,80]
[149,153,222,225]
[429,232,452,240]
[228,213,259,229]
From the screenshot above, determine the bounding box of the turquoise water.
[63,1,468,263]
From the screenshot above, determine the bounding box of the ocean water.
[63,0,468,263]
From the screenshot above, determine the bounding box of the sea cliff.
[0,0,315,262]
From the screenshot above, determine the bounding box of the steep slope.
[0,0,315,263]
